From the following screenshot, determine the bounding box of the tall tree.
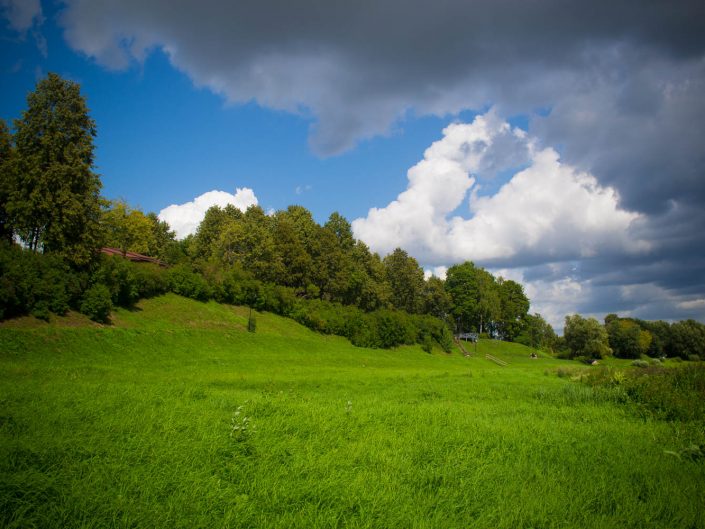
[271,212,313,289]
[9,73,101,266]
[324,212,354,252]
[445,261,500,334]
[516,313,557,351]
[101,200,154,255]
[605,316,652,359]
[383,248,425,313]
[563,314,612,359]
[668,319,705,359]
[146,212,180,262]
[496,278,530,340]
[421,276,452,319]
[0,119,14,243]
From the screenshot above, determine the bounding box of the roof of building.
[100,247,166,267]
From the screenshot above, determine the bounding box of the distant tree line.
[560,313,705,361]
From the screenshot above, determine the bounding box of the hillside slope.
[1,294,703,529]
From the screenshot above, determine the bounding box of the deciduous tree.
[564,314,612,359]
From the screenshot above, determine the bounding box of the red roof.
[100,247,166,267]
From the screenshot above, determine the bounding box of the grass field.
[1,294,704,528]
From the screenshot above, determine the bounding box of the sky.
[1,0,704,331]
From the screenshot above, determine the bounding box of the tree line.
[561,313,705,362]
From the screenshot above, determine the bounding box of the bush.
[688,354,701,362]
[0,243,77,320]
[631,360,649,368]
[581,364,705,421]
[91,255,138,306]
[167,265,212,301]
[81,284,113,323]
[247,309,256,333]
[421,334,433,354]
[131,263,168,299]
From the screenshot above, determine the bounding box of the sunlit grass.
[1,295,703,528]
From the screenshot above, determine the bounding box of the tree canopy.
[8,73,102,266]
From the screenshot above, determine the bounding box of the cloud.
[56,1,705,175]
[354,111,705,330]
[0,0,41,32]
[158,188,258,239]
[352,111,645,266]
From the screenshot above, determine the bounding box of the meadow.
[1,294,703,528]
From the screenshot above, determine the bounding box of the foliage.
[0,242,80,320]
[383,248,425,314]
[445,261,506,335]
[605,316,653,359]
[669,319,705,360]
[101,200,156,255]
[582,364,705,422]
[166,265,212,301]
[563,314,612,359]
[495,278,530,340]
[515,313,557,352]
[8,73,102,266]
[80,283,112,323]
[631,359,649,368]
[247,309,256,333]
[0,119,14,243]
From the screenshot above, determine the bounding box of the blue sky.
[2,0,704,329]
[1,13,456,224]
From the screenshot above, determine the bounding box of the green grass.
[1,294,704,528]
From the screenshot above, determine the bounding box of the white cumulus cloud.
[352,111,646,267]
[158,188,258,239]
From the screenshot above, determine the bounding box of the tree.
[192,205,243,261]
[271,212,314,289]
[0,119,14,243]
[605,317,652,359]
[636,319,671,357]
[9,73,102,266]
[669,319,705,359]
[383,248,425,313]
[563,314,612,359]
[516,313,557,351]
[445,261,500,334]
[343,241,390,311]
[101,200,154,255]
[496,278,530,340]
[421,276,452,319]
[324,212,354,252]
[146,212,180,262]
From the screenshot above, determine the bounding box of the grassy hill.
[1,294,703,528]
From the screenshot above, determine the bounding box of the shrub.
[631,360,649,368]
[0,243,77,320]
[131,263,168,299]
[421,334,433,354]
[167,265,212,301]
[580,364,705,421]
[688,354,701,362]
[81,284,113,323]
[247,310,256,333]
